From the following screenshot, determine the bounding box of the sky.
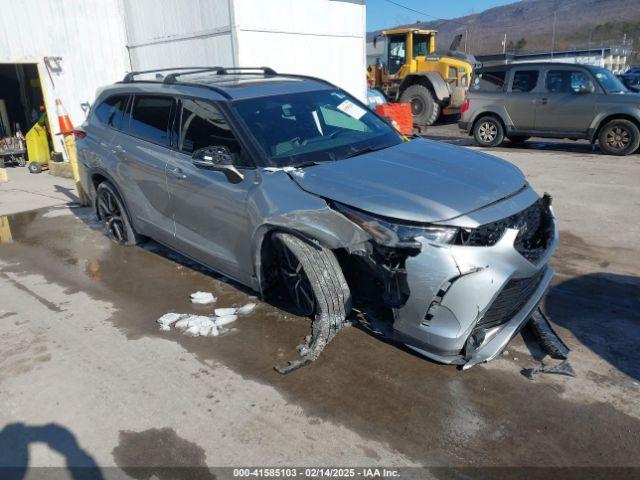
[366,0,518,31]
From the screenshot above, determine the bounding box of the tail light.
[461,97,470,114]
[73,129,86,139]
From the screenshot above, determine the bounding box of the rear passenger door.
[534,68,597,133]
[112,95,176,242]
[505,68,540,130]
[165,98,256,284]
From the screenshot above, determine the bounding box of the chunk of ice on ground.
[237,303,257,315]
[190,291,216,304]
[157,313,185,331]
[216,314,238,327]
[214,307,236,316]
[174,315,211,331]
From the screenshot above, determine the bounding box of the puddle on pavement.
[113,428,215,479]
[1,207,640,466]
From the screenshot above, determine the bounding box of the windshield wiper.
[342,144,390,159]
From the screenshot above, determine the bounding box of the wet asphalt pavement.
[0,130,639,475]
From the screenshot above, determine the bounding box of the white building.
[0,0,366,158]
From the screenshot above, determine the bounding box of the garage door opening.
[0,63,46,135]
[0,63,53,169]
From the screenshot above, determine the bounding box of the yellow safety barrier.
[63,133,89,206]
[0,216,12,243]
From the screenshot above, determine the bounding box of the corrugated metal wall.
[123,0,236,69]
[0,0,129,145]
[234,0,367,100]
[122,0,366,100]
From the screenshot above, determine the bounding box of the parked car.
[76,67,558,372]
[626,67,640,74]
[459,62,640,155]
[618,73,640,93]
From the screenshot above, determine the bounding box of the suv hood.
[288,138,527,223]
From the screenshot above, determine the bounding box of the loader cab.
[381,29,437,75]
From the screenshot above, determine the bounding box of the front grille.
[476,268,546,330]
[456,199,554,263]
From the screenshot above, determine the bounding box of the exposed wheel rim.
[478,121,498,143]
[278,242,315,316]
[605,125,631,151]
[410,96,426,116]
[97,189,127,244]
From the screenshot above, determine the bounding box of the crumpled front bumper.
[391,214,558,368]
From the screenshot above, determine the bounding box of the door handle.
[536,98,548,105]
[168,167,187,180]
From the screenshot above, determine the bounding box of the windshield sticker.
[337,99,367,120]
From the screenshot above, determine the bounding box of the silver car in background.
[76,67,558,372]
[459,62,640,155]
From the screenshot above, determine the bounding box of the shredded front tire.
[273,233,352,374]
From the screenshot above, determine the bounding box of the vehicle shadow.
[0,422,104,480]
[540,272,640,381]
[424,133,601,155]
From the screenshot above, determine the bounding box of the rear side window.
[471,70,506,92]
[93,95,127,128]
[128,96,175,146]
[511,70,539,93]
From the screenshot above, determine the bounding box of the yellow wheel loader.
[367,28,475,126]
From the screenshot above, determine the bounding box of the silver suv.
[77,67,558,372]
[459,62,640,155]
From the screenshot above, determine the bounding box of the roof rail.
[163,67,225,84]
[215,67,277,76]
[122,67,214,83]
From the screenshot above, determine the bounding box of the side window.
[179,99,248,166]
[413,34,429,57]
[93,95,128,129]
[545,70,594,93]
[511,70,539,93]
[471,70,506,92]
[128,96,174,146]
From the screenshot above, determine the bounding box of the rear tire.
[400,84,440,126]
[95,181,142,246]
[473,116,504,147]
[598,119,640,156]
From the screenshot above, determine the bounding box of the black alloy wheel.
[277,239,316,316]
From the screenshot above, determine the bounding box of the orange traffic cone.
[55,98,74,134]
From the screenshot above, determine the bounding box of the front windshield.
[593,67,627,93]
[233,89,403,167]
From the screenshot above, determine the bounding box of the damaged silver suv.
[77,67,559,373]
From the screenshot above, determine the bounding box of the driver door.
[165,98,256,284]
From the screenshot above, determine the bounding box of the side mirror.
[192,146,244,184]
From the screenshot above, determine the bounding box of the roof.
[381,28,437,36]
[476,62,603,71]
[117,67,334,100]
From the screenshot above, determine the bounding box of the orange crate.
[375,103,413,135]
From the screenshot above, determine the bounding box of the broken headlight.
[332,203,458,247]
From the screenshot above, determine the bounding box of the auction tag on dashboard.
[337,99,367,120]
